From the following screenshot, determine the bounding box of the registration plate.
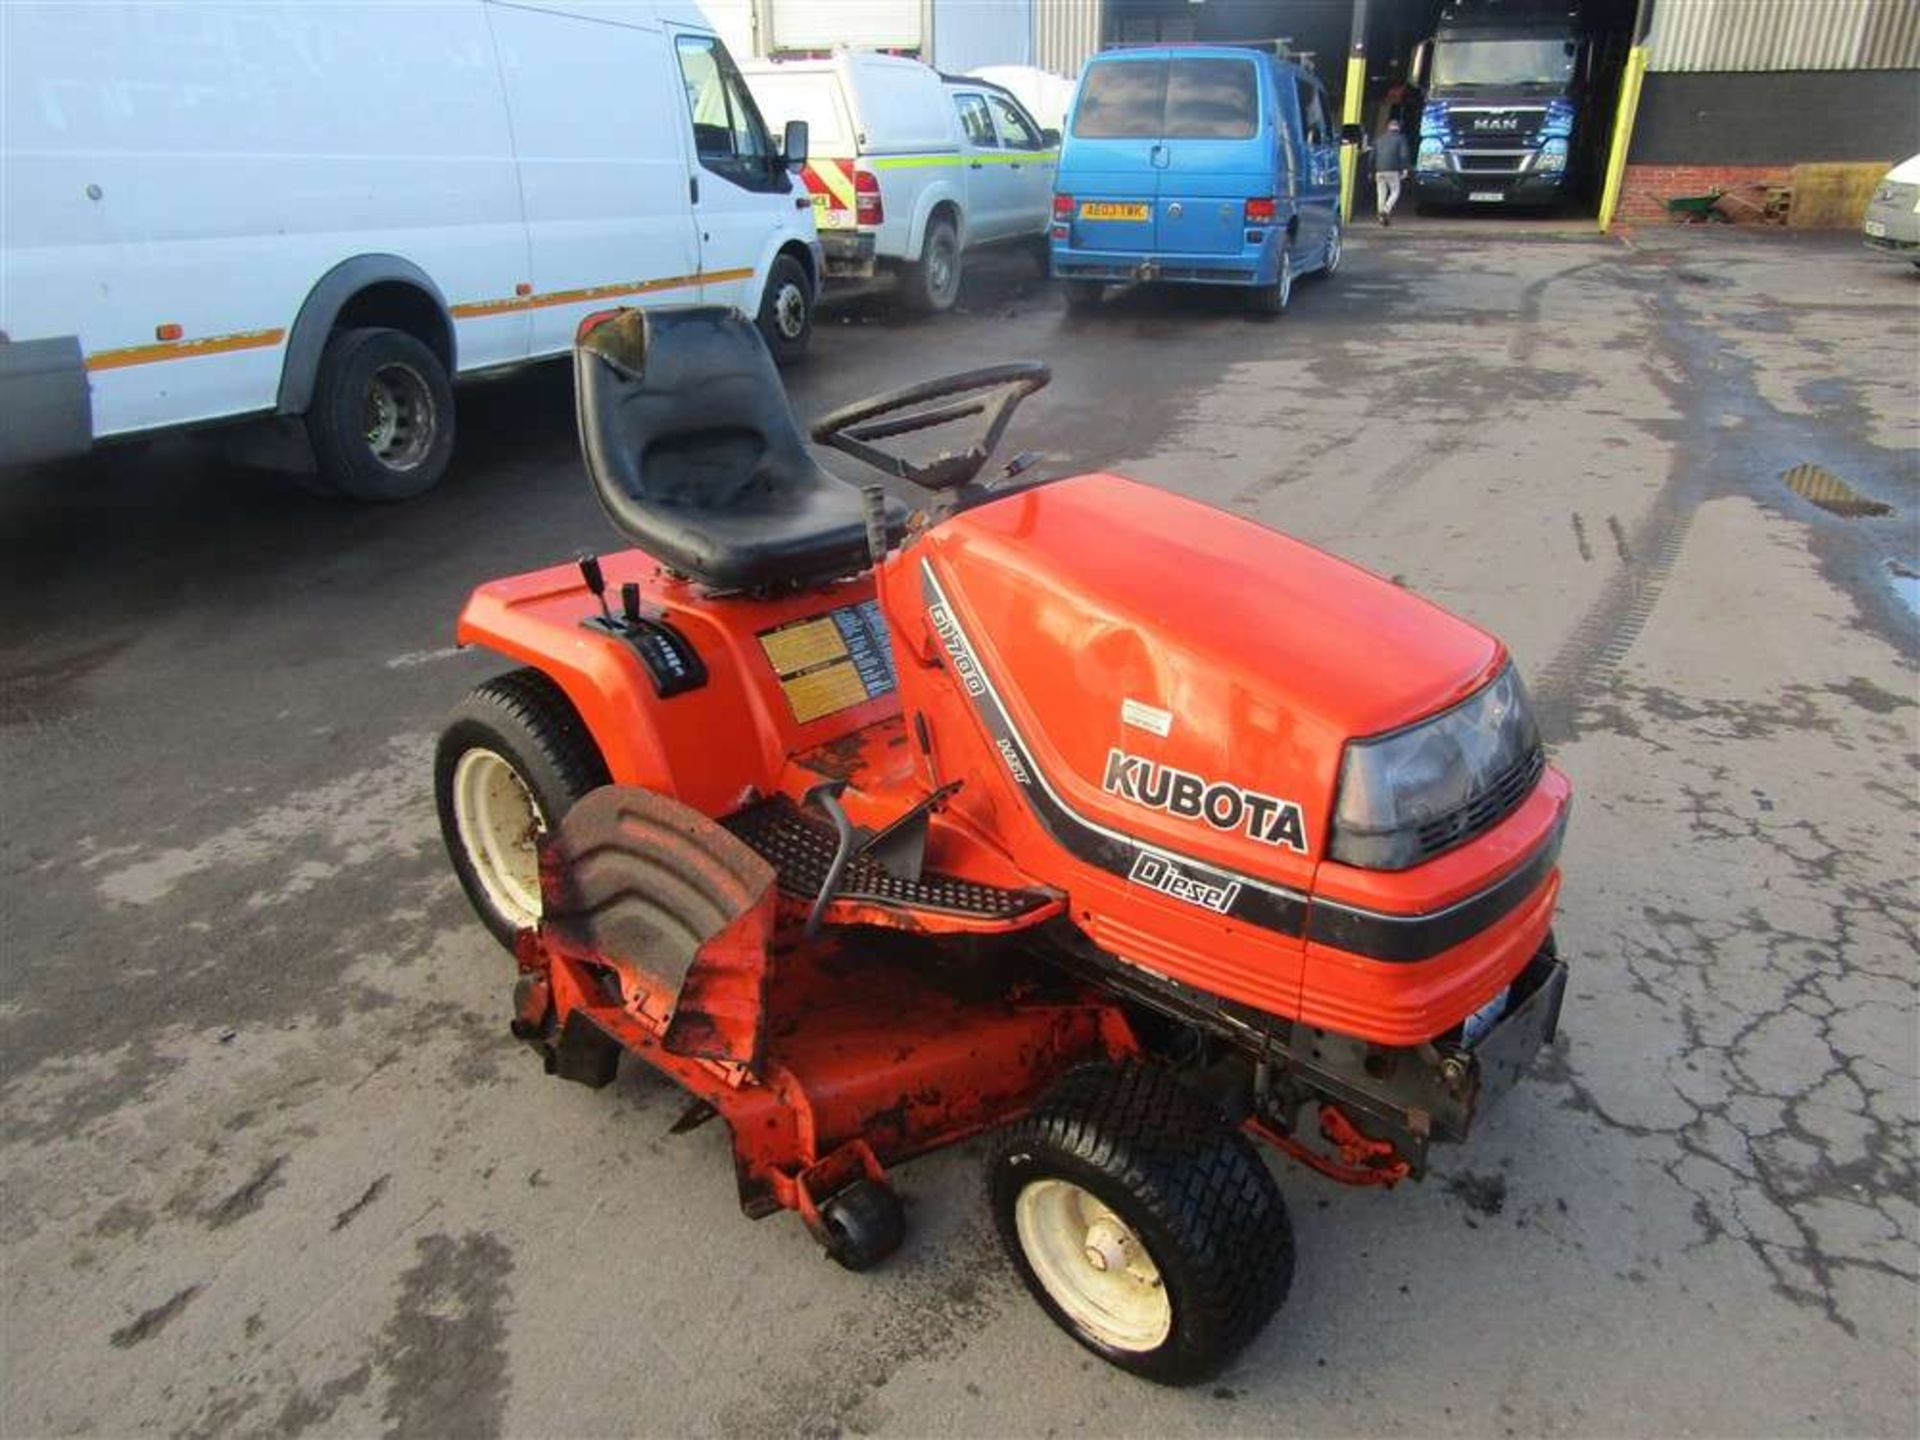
[1865,219,1888,237]
[1469,191,1504,203]
[1463,986,1511,1048]
[1080,201,1149,221]
[810,195,854,230]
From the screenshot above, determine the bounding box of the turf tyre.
[986,1062,1294,1384]
[435,668,610,949]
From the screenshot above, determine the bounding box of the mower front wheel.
[435,669,610,949]
[818,1179,905,1272]
[987,1063,1294,1385]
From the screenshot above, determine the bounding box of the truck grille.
[1454,152,1529,173]
[1415,747,1545,860]
[1452,107,1546,144]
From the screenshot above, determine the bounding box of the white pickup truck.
[743,52,1058,312]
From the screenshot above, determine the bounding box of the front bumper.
[1051,239,1281,289]
[1280,937,1569,1178]
[1863,201,1920,256]
[819,229,877,280]
[1413,169,1568,207]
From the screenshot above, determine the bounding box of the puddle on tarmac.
[1781,462,1894,519]
[1887,560,1920,622]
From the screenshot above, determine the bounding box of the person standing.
[1374,117,1410,227]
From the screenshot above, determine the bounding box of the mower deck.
[532,919,1129,1221]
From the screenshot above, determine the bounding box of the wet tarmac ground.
[1,228,1915,1437]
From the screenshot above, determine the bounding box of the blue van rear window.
[1073,58,1257,140]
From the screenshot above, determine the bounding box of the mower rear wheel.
[436,669,609,949]
[987,1063,1293,1385]
[818,1179,905,1272]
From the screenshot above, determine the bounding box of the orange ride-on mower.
[434,307,1572,1384]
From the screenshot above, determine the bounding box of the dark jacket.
[1375,129,1411,173]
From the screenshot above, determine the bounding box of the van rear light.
[1244,197,1277,223]
[576,308,624,342]
[1053,193,1074,219]
[854,169,883,226]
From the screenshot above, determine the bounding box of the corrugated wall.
[1033,0,1103,79]
[1648,0,1920,72]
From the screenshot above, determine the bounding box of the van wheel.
[1323,220,1343,276]
[306,327,455,501]
[1251,252,1293,316]
[903,216,962,313]
[756,255,813,365]
[436,669,610,950]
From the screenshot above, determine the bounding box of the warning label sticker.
[758,601,897,724]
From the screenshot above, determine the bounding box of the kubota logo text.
[1103,749,1309,853]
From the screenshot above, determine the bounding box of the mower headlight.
[1329,665,1542,871]
[1536,139,1569,174]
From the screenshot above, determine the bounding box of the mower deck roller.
[437,305,1573,1382]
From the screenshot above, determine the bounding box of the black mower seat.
[576,307,907,591]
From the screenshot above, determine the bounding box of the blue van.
[1051,46,1346,313]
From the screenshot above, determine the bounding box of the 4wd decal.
[1103,749,1309,854]
[995,737,1032,786]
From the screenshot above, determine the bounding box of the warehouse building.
[1614,0,1920,226]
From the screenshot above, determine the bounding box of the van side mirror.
[1040,127,1061,148]
[782,119,809,168]
[1340,123,1365,145]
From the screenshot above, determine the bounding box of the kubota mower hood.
[906,474,1506,890]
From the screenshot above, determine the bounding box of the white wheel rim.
[452,748,546,929]
[1280,255,1293,306]
[773,281,807,339]
[1014,1179,1171,1353]
[1327,224,1342,273]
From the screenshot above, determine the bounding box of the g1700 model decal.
[1103,750,1309,854]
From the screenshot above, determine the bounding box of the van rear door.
[1151,56,1268,257]
[1060,58,1162,254]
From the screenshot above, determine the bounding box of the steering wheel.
[810,363,1050,492]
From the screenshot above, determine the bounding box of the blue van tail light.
[1244,196,1276,223]
[1053,194,1074,219]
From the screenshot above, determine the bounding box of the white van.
[0,0,818,499]
[742,53,1057,313]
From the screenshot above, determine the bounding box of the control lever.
[861,484,891,567]
[802,781,854,942]
[621,581,642,626]
[577,552,613,624]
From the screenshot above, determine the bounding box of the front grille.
[1453,152,1527,173]
[1415,747,1545,860]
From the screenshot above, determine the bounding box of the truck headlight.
[1416,138,1447,174]
[1536,139,1568,174]
[1329,665,1543,871]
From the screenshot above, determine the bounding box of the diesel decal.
[1129,852,1241,914]
[996,737,1033,786]
[1103,749,1309,854]
[927,602,986,696]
